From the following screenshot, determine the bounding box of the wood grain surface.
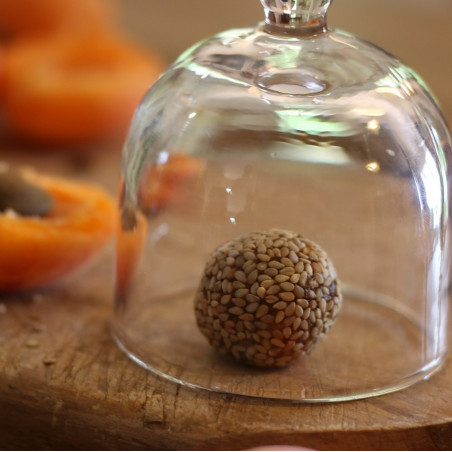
[1,1,452,448]
[0,145,451,451]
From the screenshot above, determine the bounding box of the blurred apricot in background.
[138,154,206,215]
[0,0,166,147]
[2,34,165,146]
[0,0,117,41]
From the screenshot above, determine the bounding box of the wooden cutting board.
[0,147,451,450]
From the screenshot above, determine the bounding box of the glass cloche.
[112,0,451,402]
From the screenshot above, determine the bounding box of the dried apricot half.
[2,33,166,145]
[0,167,116,292]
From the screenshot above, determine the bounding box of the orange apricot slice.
[115,201,148,301]
[0,45,4,99]
[0,168,116,292]
[138,153,205,215]
[2,33,166,146]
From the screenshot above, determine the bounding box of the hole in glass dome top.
[257,72,329,96]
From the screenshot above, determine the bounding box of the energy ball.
[194,229,342,368]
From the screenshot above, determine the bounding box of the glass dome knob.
[260,0,332,33]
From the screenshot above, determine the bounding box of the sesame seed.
[257,253,270,262]
[269,260,285,269]
[246,302,259,313]
[289,250,299,264]
[264,267,279,277]
[285,302,296,317]
[230,301,245,312]
[292,317,302,331]
[283,316,295,327]
[283,327,292,339]
[256,305,269,318]
[232,280,246,289]
[25,339,40,348]
[302,308,311,320]
[261,279,275,289]
[280,267,295,276]
[280,292,295,302]
[272,329,284,339]
[275,274,290,283]
[264,295,279,304]
[243,251,256,261]
[275,311,285,323]
[261,314,275,324]
[234,289,248,299]
[247,269,258,284]
[280,257,294,267]
[266,284,281,295]
[280,282,295,292]
[270,338,286,348]
[246,294,260,303]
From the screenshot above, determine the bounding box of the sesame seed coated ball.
[194,228,342,368]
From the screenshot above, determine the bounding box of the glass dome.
[112,0,451,402]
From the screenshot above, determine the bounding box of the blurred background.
[0,0,451,179]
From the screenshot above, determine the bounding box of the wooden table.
[1,1,452,448]
[0,145,451,451]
